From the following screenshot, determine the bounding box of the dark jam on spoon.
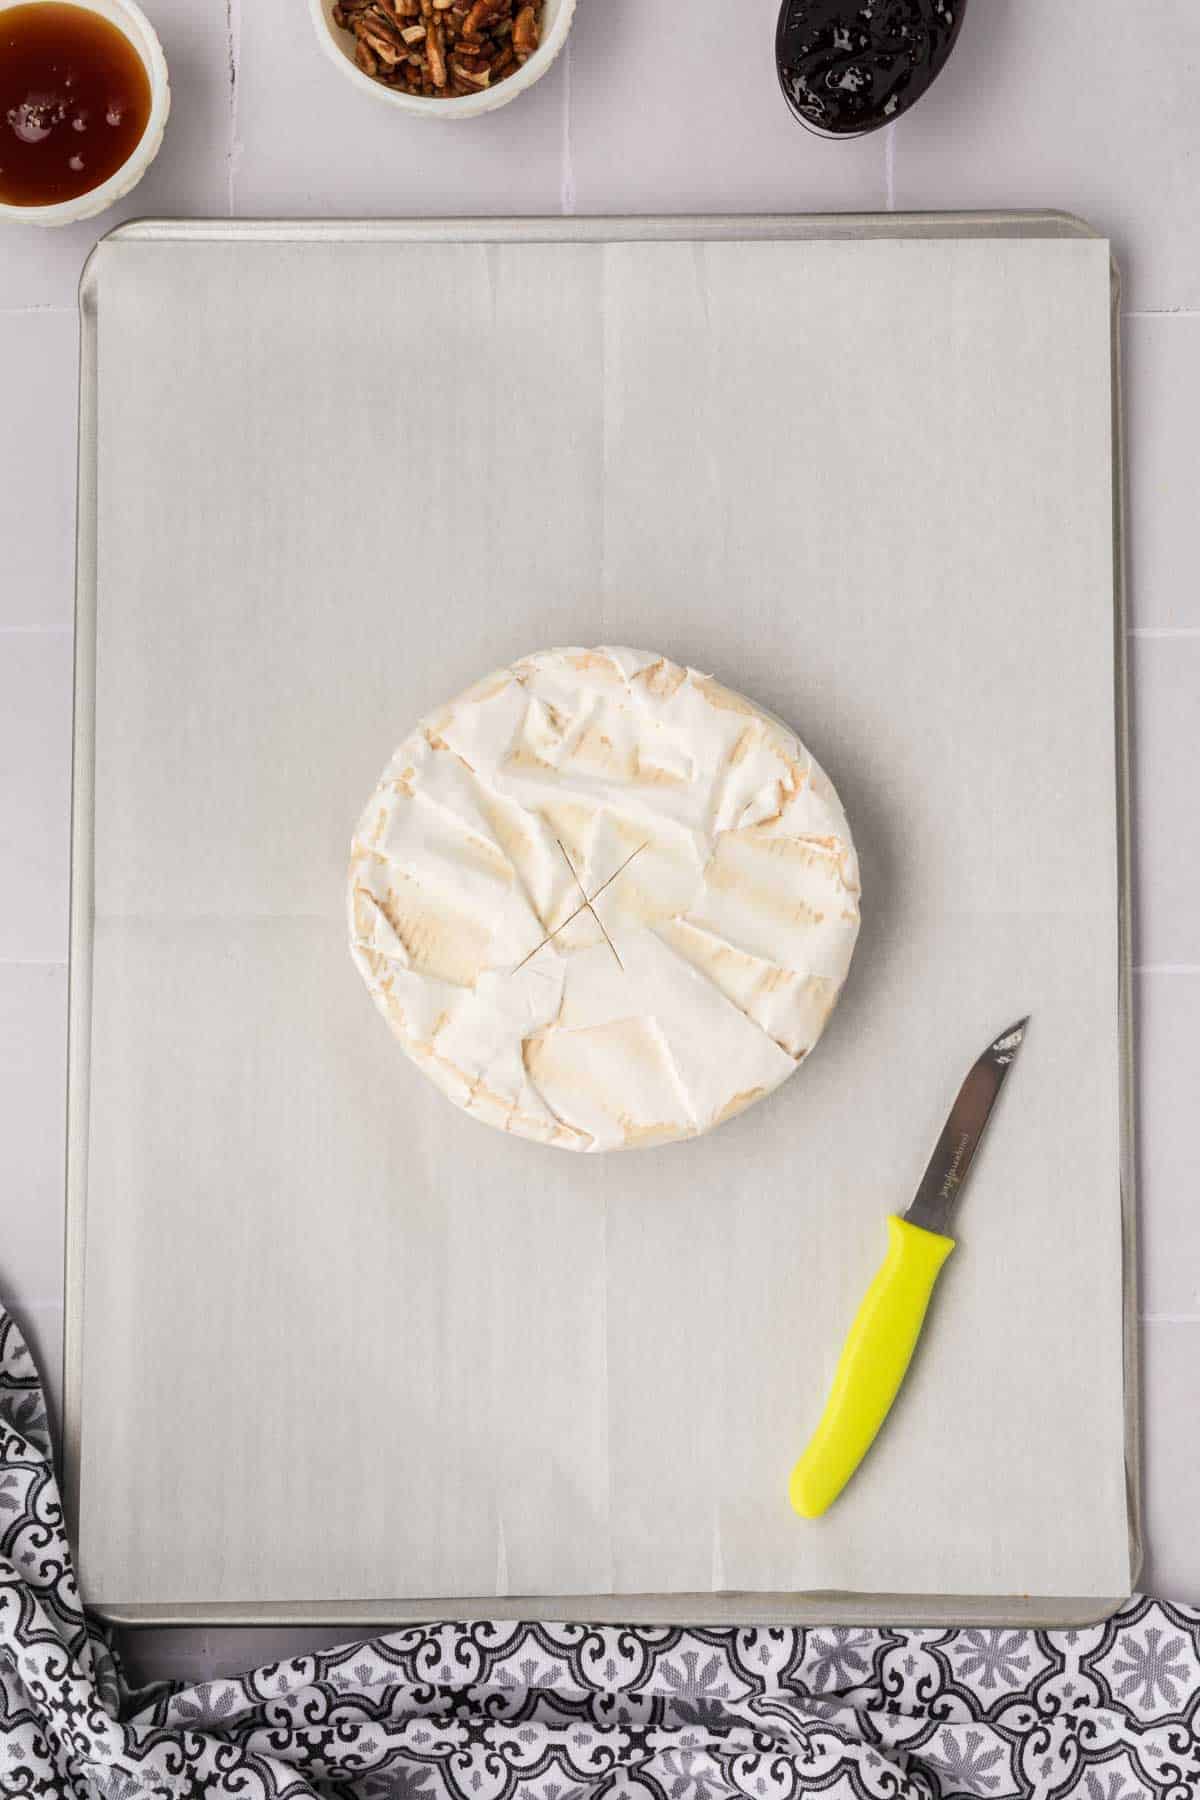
[0,3,150,206]
[776,0,965,137]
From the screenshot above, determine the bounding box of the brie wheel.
[348,647,861,1152]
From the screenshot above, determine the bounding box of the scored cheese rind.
[348,647,861,1152]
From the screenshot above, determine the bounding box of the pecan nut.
[336,0,541,98]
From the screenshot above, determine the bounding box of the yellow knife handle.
[788,1216,955,1519]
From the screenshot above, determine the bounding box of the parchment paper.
[71,223,1129,1615]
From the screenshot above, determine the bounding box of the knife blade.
[788,1018,1029,1519]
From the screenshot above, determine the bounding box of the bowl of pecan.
[312,0,574,114]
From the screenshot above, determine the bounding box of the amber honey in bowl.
[0,3,150,206]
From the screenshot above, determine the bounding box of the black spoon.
[775,0,968,138]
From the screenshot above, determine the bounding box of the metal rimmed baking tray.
[67,212,1137,1627]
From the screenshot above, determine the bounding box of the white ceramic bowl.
[0,0,169,227]
[310,0,576,118]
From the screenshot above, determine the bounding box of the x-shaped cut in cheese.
[512,841,648,975]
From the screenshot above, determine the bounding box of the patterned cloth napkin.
[1,1302,1194,1800]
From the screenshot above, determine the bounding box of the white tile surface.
[0,0,1196,1667]
[0,630,72,962]
[0,0,231,310]
[567,0,887,215]
[0,963,67,1306]
[1138,973,1200,1321]
[0,313,79,629]
[1132,635,1200,969]
[115,1625,360,1689]
[1124,318,1200,629]
[234,0,567,216]
[1140,1321,1200,1606]
[891,0,1200,314]
[112,1629,212,1686]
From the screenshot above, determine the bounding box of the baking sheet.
[67,214,1136,1625]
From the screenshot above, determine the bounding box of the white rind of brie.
[348,646,861,1152]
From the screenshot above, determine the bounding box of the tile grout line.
[0,624,72,636]
[1128,627,1200,639]
[0,958,68,969]
[225,0,243,218]
[559,35,575,216]
[1135,965,1200,976]
[1124,308,1200,319]
[0,305,76,317]
[1141,1314,1200,1325]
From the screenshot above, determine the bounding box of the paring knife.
[788,1018,1029,1519]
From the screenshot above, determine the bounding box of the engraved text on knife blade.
[904,1019,1028,1237]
